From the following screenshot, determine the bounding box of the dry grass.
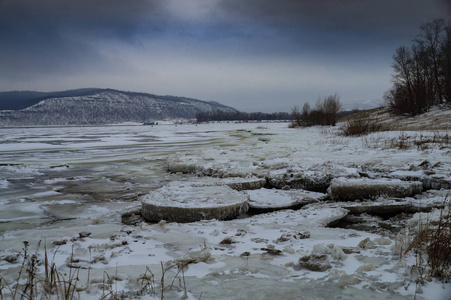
[404,197,451,283]
[0,241,197,300]
[137,266,156,296]
[383,131,451,150]
[360,131,451,151]
[0,242,81,300]
[340,111,386,136]
[412,132,450,150]
[340,106,451,131]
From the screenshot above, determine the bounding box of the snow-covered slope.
[0,89,238,126]
[339,105,451,131]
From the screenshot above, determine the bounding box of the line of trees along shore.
[291,93,343,127]
[196,94,345,126]
[196,111,292,122]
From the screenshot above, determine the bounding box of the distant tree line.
[385,19,451,115]
[196,110,292,122]
[291,93,343,127]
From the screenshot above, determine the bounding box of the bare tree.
[322,93,343,126]
[292,94,342,127]
[440,20,451,103]
[417,19,445,103]
[291,105,302,127]
[301,102,311,125]
[385,19,450,115]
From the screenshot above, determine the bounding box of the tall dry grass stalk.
[0,242,80,300]
[405,197,451,282]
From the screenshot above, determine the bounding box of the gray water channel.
[0,123,253,237]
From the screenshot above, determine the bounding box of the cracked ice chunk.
[268,172,333,193]
[328,178,423,201]
[190,177,266,191]
[141,185,249,223]
[298,254,331,271]
[245,188,327,212]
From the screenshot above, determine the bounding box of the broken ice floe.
[167,155,258,178]
[298,254,332,271]
[267,171,333,192]
[245,188,327,212]
[188,176,266,191]
[265,163,360,192]
[328,178,423,201]
[141,185,249,223]
[388,170,451,190]
[342,203,431,216]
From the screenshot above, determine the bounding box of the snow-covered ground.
[0,122,450,299]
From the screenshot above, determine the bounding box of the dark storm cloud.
[0,0,450,111]
[0,22,109,80]
[0,0,166,47]
[0,0,230,83]
[212,0,451,75]
[0,0,160,22]
[0,0,164,80]
[218,0,450,35]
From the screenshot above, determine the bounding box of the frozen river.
[0,123,450,300]
[0,123,262,235]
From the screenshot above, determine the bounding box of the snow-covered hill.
[0,89,238,126]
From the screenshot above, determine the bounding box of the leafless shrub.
[322,93,343,126]
[340,111,385,136]
[289,105,302,128]
[291,93,343,127]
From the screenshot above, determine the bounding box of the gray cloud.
[0,0,160,22]
[0,0,449,111]
[218,0,450,35]
[0,25,110,80]
[0,0,164,80]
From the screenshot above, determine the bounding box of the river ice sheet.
[0,123,450,299]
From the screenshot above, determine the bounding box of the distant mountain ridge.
[0,88,238,127]
[0,88,105,110]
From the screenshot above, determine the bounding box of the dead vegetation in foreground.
[404,198,451,285]
[0,241,199,300]
[1,198,450,299]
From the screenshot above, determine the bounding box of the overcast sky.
[1,0,450,112]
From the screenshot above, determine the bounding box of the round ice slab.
[245,188,328,212]
[141,185,249,223]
